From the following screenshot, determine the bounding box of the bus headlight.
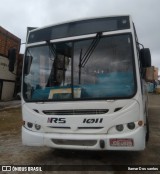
[35,124,41,130]
[27,122,33,128]
[116,124,124,132]
[127,122,135,130]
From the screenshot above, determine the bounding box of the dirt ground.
[0,94,160,174]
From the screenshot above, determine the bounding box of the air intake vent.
[43,109,108,115]
[33,109,39,113]
[114,107,122,112]
[52,139,97,146]
[78,127,103,129]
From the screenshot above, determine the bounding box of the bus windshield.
[23,34,136,101]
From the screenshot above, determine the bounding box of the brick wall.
[0,26,21,58]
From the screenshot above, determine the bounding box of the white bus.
[20,15,151,151]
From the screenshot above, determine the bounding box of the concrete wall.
[0,26,21,101]
[0,55,17,80]
[0,55,17,101]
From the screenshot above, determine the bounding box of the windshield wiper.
[80,32,102,68]
[78,32,102,84]
[46,40,56,60]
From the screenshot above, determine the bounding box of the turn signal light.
[22,121,25,126]
[138,120,143,126]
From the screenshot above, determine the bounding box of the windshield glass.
[23,34,136,101]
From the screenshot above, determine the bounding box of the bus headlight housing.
[108,121,143,134]
[24,121,42,132]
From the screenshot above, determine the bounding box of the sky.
[0,0,160,73]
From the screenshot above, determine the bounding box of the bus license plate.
[110,138,134,147]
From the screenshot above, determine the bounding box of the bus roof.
[27,15,131,44]
[29,15,131,33]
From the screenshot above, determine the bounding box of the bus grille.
[43,109,108,115]
[52,139,97,146]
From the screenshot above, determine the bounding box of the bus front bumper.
[22,126,146,151]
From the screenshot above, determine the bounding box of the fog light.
[127,122,135,130]
[116,124,124,131]
[35,124,41,130]
[27,122,33,128]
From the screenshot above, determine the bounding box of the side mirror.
[8,48,16,72]
[24,56,33,75]
[140,48,151,68]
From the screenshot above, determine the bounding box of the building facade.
[0,26,21,101]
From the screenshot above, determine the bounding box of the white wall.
[1,81,15,100]
[0,55,17,100]
[0,55,17,81]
